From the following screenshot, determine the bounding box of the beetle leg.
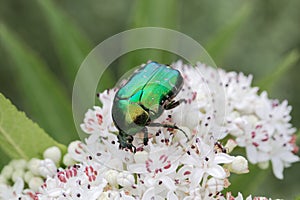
[126,135,137,153]
[117,132,136,153]
[148,122,189,141]
[164,99,185,110]
[142,127,149,145]
[129,144,136,153]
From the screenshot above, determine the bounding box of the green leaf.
[0,93,66,160]
[0,24,77,143]
[206,3,252,64]
[0,148,10,168]
[256,50,300,91]
[36,0,92,87]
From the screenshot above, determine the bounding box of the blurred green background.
[0,0,300,198]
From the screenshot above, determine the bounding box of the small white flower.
[128,143,182,177]
[255,92,294,134]
[38,163,107,199]
[80,89,118,138]
[0,177,24,199]
[181,138,234,190]
[68,140,89,162]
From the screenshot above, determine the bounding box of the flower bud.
[228,156,249,174]
[28,177,44,191]
[104,169,119,187]
[0,175,7,184]
[258,161,269,170]
[24,171,34,183]
[28,158,42,176]
[1,165,13,179]
[43,146,62,165]
[63,153,76,166]
[39,159,57,178]
[117,171,135,187]
[10,159,27,170]
[12,169,24,182]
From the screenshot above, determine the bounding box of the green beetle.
[112,61,185,152]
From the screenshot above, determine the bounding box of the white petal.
[245,194,252,200]
[13,177,24,193]
[214,153,235,164]
[142,187,163,200]
[280,151,299,163]
[246,145,258,164]
[127,163,147,174]
[207,165,226,179]
[236,192,245,200]
[190,168,204,188]
[256,151,270,163]
[160,176,176,191]
[167,191,178,200]
[271,157,284,179]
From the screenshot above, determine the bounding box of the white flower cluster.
[171,61,299,179]
[0,147,63,199]
[0,61,298,200]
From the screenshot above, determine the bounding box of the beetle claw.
[117,134,137,153]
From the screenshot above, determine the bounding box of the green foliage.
[0,24,76,143]
[0,93,66,160]
[206,3,252,64]
[36,0,92,88]
[295,196,300,200]
[256,50,300,92]
[119,0,179,76]
[131,0,179,29]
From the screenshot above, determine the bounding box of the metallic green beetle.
[112,61,184,152]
